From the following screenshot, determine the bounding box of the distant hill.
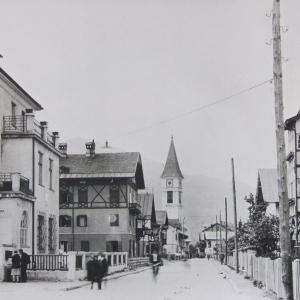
[61,139,254,244]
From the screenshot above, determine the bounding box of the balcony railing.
[129,203,141,215]
[3,115,58,149]
[3,116,27,132]
[28,255,68,271]
[0,173,33,196]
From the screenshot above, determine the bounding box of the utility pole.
[231,158,239,273]
[225,197,228,265]
[272,1,293,298]
[220,211,222,252]
[215,215,218,257]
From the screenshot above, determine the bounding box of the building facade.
[0,68,61,280]
[285,110,300,248]
[58,141,145,256]
[160,137,187,255]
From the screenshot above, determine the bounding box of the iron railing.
[3,116,27,132]
[59,202,128,209]
[28,255,68,271]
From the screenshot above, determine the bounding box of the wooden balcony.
[129,202,141,215]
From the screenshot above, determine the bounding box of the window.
[37,214,46,252]
[59,215,71,227]
[110,214,119,226]
[167,191,173,203]
[38,152,43,185]
[297,134,300,150]
[78,182,88,203]
[110,185,119,207]
[60,183,71,203]
[49,159,53,190]
[20,211,28,246]
[48,216,57,253]
[179,192,182,204]
[77,215,87,227]
[81,241,89,252]
[106,241,119,252]
[11,102,16,116]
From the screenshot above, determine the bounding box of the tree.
[228,193,279,257]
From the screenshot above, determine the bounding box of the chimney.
[40,121,48,140]
[59,143,67,157]
[52,132,60,149]
[86,140,95,157]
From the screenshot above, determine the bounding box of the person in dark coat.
[97,253,108,290]
[86,253,100,289]
[11,250,21,282]
[18,249,30,283]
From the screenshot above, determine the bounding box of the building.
[0,68,61,280]
[285,110,300,247]
[255,169,279,216]
[160,137,187,255]
[136,192,157,256]
[201,222,234,255]
[58,141,145,256]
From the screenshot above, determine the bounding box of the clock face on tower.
[167,179,173,187]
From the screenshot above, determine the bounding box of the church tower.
[161,137,184,220]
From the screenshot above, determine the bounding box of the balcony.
[129,203,141,215]
[3,111,60,150]
[0,173,33,196]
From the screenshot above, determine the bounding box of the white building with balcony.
[0,67,62,280]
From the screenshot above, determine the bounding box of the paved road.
[2,259,244,300]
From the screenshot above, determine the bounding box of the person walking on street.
[87,253,100,290]
[98,253,108,290]
[207,253,210,260]
[18,249,30,283]
[219,252,225,265]
[11,250,21,282]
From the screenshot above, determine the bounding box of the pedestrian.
[11,250,21,282]
[87,253,100,289]
[219,252,225,265]
[207,253,210,260]
[97,253,108,290]
[18,249,30,283]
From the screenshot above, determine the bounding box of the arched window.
[20,211,28,246]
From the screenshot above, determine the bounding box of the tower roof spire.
[161,137,184,179]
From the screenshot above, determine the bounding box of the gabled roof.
[0,68,43,110]
[161,137,184,179]
[60,152,145,189]
[202,222,234,232]
[256,169,279,203]
[168,218,180,229]
[285,110,300,130]
[155,210,169,226]
[137,193,156,223]
[203,231,235,241]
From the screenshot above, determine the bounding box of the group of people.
[86,252,108,290]
[11,249,30,283]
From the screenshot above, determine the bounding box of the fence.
[127,257,149,269]
[225,249,284,299]
[28,255,68,271]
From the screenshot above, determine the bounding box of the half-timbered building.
[58,141,145,257]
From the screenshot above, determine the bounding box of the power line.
[127,78,273,135]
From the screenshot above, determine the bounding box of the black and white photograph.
[0,1,299,299]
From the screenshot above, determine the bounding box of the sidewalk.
[213,260,271,300]
[0,264,154,292]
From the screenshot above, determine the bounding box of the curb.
[212,260,252,300]
[62,265,155,291]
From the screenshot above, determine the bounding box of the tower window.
[167,191,173,203]
[179,192,182,204]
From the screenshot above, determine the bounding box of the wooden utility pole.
[231,158,239,273]
[225,197,228,265]
[215,215,218,256]
[272,1,293,298]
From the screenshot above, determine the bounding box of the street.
[1,259,248,300]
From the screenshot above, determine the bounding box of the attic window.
[60,166,69,174]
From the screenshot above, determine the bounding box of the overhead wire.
[126,78,273,135]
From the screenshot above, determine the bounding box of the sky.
[0,0,299,189]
